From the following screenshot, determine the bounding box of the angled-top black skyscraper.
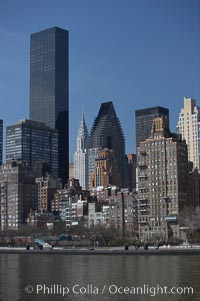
[30,27,69,185]
[89,101,127,187]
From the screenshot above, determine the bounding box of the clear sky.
[0,0,199,161]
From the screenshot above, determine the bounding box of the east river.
[0,254,200,301]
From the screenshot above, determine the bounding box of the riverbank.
[1,246,200,255]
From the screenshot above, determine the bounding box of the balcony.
[138,162,147,168]
[138,198,148,202]
[138,174,147,179]
[139,149,147,155]
[138,220,149,225]
[138,203,148,208]
[138,187,147,193]
[138,208,149,214]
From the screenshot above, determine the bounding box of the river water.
[0,254,199,301]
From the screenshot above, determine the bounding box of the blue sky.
[0,0,200,161]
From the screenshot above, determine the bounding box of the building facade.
[108,191,138,234]
[88,190,138,233]
[90,149,120,188]
[69,162,74,179]
[0,160,37,230]
[30,27,69,184]
[0,120,2,166]
[127,154,137,191]
[189,169,200,208]
[74,113,89,190]
[88,202,104,228]
[52,189,87,227]
[135,106,169,147]
[6,119,58,176]
[89,101,127,187]
[88,148,100,188]
[137,117,188,240]
[35,175,62,212]
[177,97,200,170]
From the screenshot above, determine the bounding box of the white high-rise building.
[74,113,89,190]
[177,97,200,169]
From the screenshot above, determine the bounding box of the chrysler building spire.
[74,112,89,190]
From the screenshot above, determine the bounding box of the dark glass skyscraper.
[6,120,58,176]
[135,106,169,147]
[0,120,2,165]
[30,27,69,185]
[89,101,127,187]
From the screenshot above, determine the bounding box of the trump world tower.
[30,27,69,185]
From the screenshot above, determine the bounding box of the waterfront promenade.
[0,245,200,255]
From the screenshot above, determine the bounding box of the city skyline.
[0,0,200,160]
[0,3,200,298]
